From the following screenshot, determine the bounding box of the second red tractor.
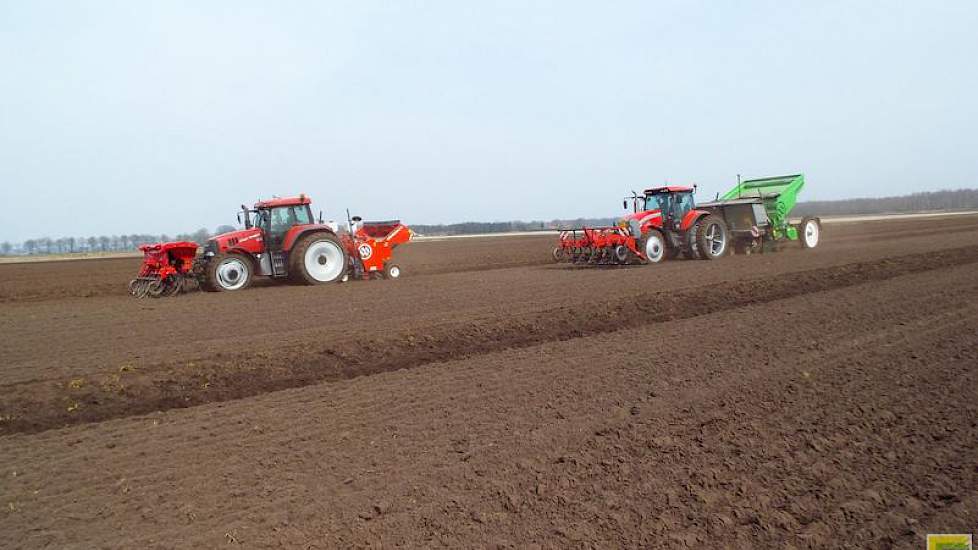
[555,186,728,265]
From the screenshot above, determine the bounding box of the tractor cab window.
[674,192,694,214]
[292,206,313,225]
[645,193,672,213]
[269,206,312,234]
[253,209,270,229]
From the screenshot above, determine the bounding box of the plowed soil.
[2,215,977,549]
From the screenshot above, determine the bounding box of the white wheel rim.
[705,223,726,256]
[645,235,665,262]
[388,266,400,278]
[304,240,344,282]
[216,258,249,290]
[804,221,819,247]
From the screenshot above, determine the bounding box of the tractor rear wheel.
[695,214,728,260]
[290,233,347,284]
[639,230,667,264]
[203,253,253,292]
[799,217,821,249]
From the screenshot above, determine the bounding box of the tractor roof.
[645,186,694,194]
[254,194,311,208]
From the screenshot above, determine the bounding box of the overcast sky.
[2,1,976,241]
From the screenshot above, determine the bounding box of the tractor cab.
[622,186,698,232]
[643,186,695,230]
[246,195,316,251]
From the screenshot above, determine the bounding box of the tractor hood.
[619,209,662,224]
[206,227,262,254]
[615,209,665,236]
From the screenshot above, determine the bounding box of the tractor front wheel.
[695,215,728,260]
[203,253,253,292]
[291,233,347,284]
[639,230,667,264]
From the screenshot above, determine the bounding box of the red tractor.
[554,186,728,265]
[128,195,411,297]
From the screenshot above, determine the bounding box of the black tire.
[638,229,667,264]
[552,247,564,262]
[695,214,728,260]
[202,253,253,292]
[798,217,821,249]
[384,263,401,279]
[290,232,347,285]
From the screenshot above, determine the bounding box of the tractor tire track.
[2,255,976,548]
[3,244,978,436]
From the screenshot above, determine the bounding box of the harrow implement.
[553,226,644,265]
[128,241,201,298]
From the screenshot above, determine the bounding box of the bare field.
[1,214,977,548]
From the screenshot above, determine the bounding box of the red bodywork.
[555,186,709,264]
[136,241,199,280]
[342,221,411,278]
[204,194,413,279]
[131,194,410,296]
[254,195,312,208]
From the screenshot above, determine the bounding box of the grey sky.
[2,1,976,242]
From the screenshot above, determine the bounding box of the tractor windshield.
[644,193,672,213]
[645,191,694,222]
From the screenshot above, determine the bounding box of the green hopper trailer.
[698,173,821,254]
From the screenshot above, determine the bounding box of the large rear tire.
[203,253,253,292]
[695,214,728,260]
[290,233,347,284]
[799,217,821,249]
[638,230,667,264]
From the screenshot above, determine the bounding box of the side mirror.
[623,200,627,210]
[318,210,324,224]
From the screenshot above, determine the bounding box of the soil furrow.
[3,243,978,436]
[3,250,975,548]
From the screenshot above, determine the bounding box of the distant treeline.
[0,225,235,257]
[3,188,977,254]
[414,188,978,236]
[792,188,978,217]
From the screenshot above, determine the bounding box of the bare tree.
[191,228,210,244]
